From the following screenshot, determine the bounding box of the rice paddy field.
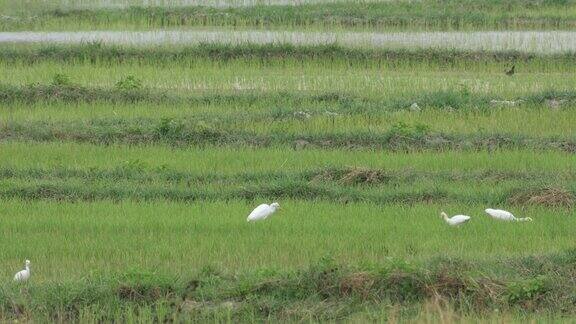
[1,0,576,322]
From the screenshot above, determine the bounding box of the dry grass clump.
[338,167,388,185]
[339,272,376,299]
[311,167,390,185]
[509,187,575,208]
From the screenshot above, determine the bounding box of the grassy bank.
[0,141,574,205]
[4,44,576,67]
[2,226,576,321]
[1,118,575,151]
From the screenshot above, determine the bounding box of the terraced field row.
[2,0,576,31]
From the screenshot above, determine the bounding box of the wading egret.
[14,260,30,282]
[247,202,280,222]
[485,208,532,222]
[441,211,471,226]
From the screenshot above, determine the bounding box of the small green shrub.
[115,76,143,91]
[154,118,184,139]
[507,277,548,305]
[389,122,430,139]
[51,73,72,86]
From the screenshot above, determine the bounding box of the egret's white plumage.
[247,202,280,222]
[441,211,471,226]
[14,260,30,282]
[485,208,532,222]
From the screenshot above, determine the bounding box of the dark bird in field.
[505,65,515,76]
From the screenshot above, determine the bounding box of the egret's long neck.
[441,213,449,221]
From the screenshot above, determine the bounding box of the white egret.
[14,260,31,282]
[441,211,471,226]
[247,202,280,222]
[485,208,532,222]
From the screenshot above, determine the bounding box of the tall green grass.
[1,61,575,98]
[2,0,576,31]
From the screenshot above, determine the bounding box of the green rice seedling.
[0,199,574,280]
[1,57,575,98]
